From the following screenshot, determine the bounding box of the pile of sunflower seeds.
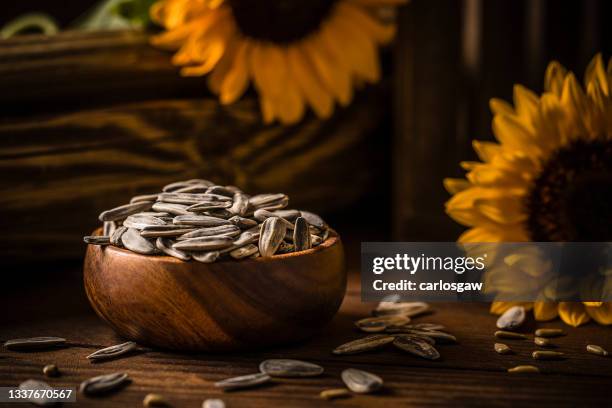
[83,179,330,263]
[334,300,457,360]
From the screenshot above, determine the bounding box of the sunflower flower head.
[150,0,407,124]
[445,54,612,327]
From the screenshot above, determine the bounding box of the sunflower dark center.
[525,137,612,242]
[227,0,337,44]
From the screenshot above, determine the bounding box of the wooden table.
[1,271,611,407]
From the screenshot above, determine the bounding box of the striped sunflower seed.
[103,221,116,236]
[393,335,440,360]
[123,214,167,230]
[187,201,233,212]
[19,379,56,406]
[230,244,259,259]
[4,337,66,350]
[141,226,197,238]
[586,344,608,356]
[355,315,410,333]
[173,215,231,227]
[494,343,513,355]
[83,235,111,245]
[173,236,233,251]
[79,372,130,395]
[375,301,430,317]
[156,238,191,261]
[110,226,128,246]
[259,359,324,377]
[99,201,153,222]
[87,341,137,361]
[206,186,235,197]
[249,193,289,210]
[173,185,210,194]
[259,217,287,257]
[151,202,191,215]
[332,335,395,355]
[253,209,294,229]
[130,194,159,204]
[293,217,311,251]
[214,373,271,391]
[177,225,240,240]
[228,215,258,229]
[121,228,158,254]
[341,368,383,394]
[192,251,220,263]
[496,306,526,331]
[300,210,327,229]
[229,193,249,216]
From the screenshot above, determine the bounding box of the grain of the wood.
[83,230,346,351]
[1,271,611,407]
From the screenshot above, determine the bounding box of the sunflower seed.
[121,228,158,254]
[163,179,213,192]
[259,217,287,257]
[586,344,608,356]
[496,306,525,330]
[230,244,259,259]
[300,210,327,229]
[259,359,324,377]
[110,226,128,246]
[4,337,66,350]
[534,328,565,338]
[87,341,137,361]
[214,373,270,391]
[494,331,527,340]
[228,192,249,216]
[99,201,153,222]
[534,337,555,347]
[393,335,440,359]
[228,215,258,229]
[187,201,234,212]
[156,238,191,261]
[124,214,167,230]
[355,315,410,333]
[253,209,294,229]
[141,227,197,238]
[177,225,240,240]
[19,379,56,406]
[341,369,383,394]
[83,235,111,245]
[103,221,116,236]
[271,209,301,221]
[408,330,457,343]
[394,333,435,345]
[173,236,233,251]
[277,241,295,254]
[143,393,168,407]
[79,372,130,395]
[206,186,235,197]
[152,202,191,215]
[508,365,539,373]
[311,234,323,246]
[203,399,226,408]
[494,343,513,355]
[43,364,60,377]
[174,215,231,227]
[333,335,395,355]
[374,301,429,317]
[320,388,351,400]
[192,251,220,263]
[532,350,565,360]
[249,193,289,210]
[130,194,159,203]
[406,323,446,331]
[293,217,311,251]
[173,185,210,194]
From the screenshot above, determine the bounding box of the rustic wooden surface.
[1,271,611,407]
[84,233,345,351]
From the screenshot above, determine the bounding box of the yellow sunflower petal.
[303,37,352,106]
[585,53,609,96]
[558,302,590,327]
[443,178,471,194]
[336,2,396,44]
[331,14,380,82]
[220,41,251,104]
[349,0,408,5]
[458,226,528,243]
[472,141,501,163]
[585,302,612,325]
[513,85,539,128]
[474,196,526,225]
[544,60,567,96]
[287,47,334,119]
[490,98,514,116]
[533,301,559,321]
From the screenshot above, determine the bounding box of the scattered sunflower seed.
[355,315,410,333]
[374,301,429,317]
[83,235,111,245]
[341,368,383,394]
[586,344,608,356]
[320,388,351,400]
[532,350,565,360]
[143,393,169,407]
[4,337,66,350]
[214,373,271,391]
[508,365,540,373]
[79,372,130,395]
[203,399,226,408]
[333,335,395,355]
[494,343,513,355]
[534,337,555,347]
[42,364,60,377]
[496,306,526,330]
[87,341,137,361]
[19,379,57,406]
[393,335,440,360]
[259,359,324,377]
[534,328,565,338]
[494,331,527,340]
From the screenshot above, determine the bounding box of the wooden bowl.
[83,230,346,351]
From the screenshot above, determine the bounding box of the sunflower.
[150,0,405,125]
[444,54,612,327]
